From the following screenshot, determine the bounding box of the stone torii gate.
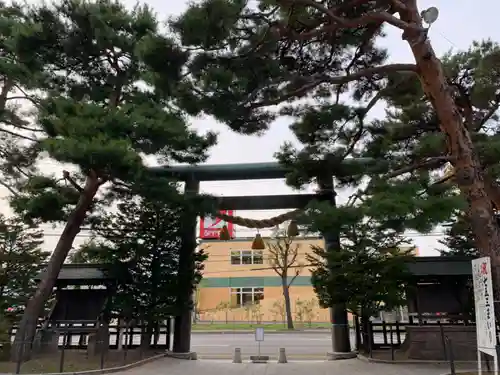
[153,162,356,359]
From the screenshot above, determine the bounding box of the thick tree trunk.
[140,320,154,350]
[401,3,500,296]
[10,174,101,361]
[282,279,294,330]
[117,318,124,351]
[360,311,371,353]
[153,322,160,347]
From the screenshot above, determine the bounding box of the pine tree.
[9,0,216,358]
[86,190,207,348]
[305,200,414,310]
[0,2,59,193]
[439,213,478,257]
[68,238,103,264]
[173,0,500,302]
[0,215,47,317]
[363,41,500,255]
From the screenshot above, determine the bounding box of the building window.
[230,287,264,307]
[230,250,264,265]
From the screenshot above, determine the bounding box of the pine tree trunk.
[10,174,101,361]
[401,3,500,298]
[153,322,160,347]
[360,311,371,353]
[282,278,294,330]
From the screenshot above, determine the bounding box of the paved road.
[190,331,402,359]
[117,357,458,375]
[192,332,333,359]
[56,329,403,352]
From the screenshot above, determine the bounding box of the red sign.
[199,210,234,239]
[481,261,488,275]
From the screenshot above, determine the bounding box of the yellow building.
[196,237,420,323]
[196,236,330,323]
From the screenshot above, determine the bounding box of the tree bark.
[360,310,371,353]
[140,319,154,350]
[282,278,294,330]
[400,3,500,296]
[153,322,160,347]
[11,174,101,361]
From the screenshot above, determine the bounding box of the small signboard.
[382,311,397,323]
[255,327,264,342]
[472,257,498,375]
[472,257,496,356]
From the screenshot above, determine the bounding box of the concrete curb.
[2,352,167,375]
[197,354,329,360]
[357,353,479,366]
[192,329,331,334]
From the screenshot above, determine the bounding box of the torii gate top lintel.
[151,162,288,182]
[151,158,372,182]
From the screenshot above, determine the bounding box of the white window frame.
[230,250,264,265]
[230,287,264,307]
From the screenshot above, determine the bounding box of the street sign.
[255,327,264,342]
[472,257,498,375]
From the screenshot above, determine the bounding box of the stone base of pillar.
[165,351,197,360]
[327,351,357,360]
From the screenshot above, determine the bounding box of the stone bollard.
[233,348,242,363]
[278,348,287,364]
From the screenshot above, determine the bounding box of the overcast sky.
[6,0,499,255]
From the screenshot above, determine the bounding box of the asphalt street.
[192,332,332,359]
[51,330,403,359]
[190,331,404,359]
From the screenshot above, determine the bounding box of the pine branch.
[0,180,19,197]
[0,128,37,142]
[385,156,453,179]
[62,171,83,193]
[252,64,417,107]
[275,0,423,40]
[0,79,14,111]
[477,93,500,130]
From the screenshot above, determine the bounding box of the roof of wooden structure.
[405,256,472,276]
[35,263,113,285]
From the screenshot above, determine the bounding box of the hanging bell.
[287,220,299,237]
[219,225,231,241]
[251,233,265,250]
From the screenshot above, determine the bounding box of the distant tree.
[439,212,478,257]
[308,210,413,351]
[438,212,477,319]
[9,0,215,357]
[67,238,103,264]
[267,230,304,330]
[88,190,207,349]
[0,216,47,317]
[216,301,231,324]
[270,299,286,325]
